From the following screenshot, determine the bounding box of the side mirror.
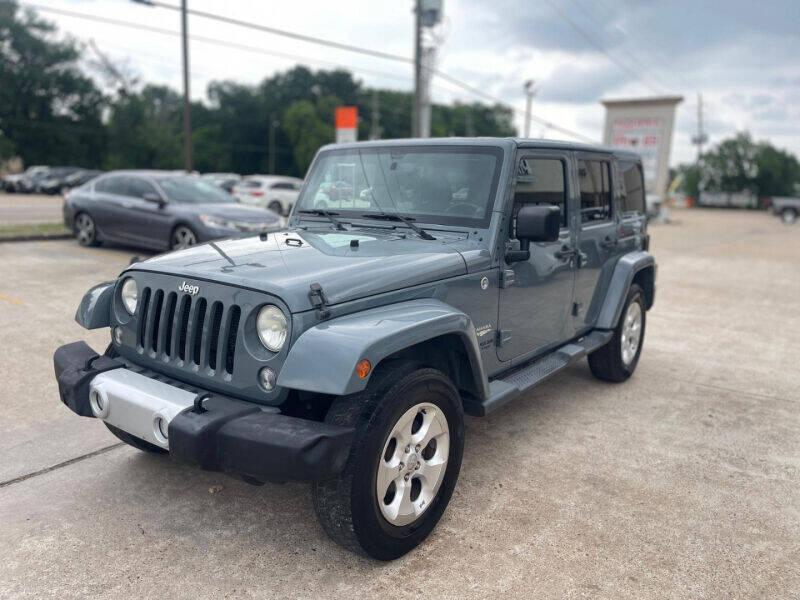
[143,192,165,207]
[506,205,561,264]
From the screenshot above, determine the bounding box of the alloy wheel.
[621,300,643,366]
[75,214,95,245]
[171,226,197,250]
[376,402,450,527]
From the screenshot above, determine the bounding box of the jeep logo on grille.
[178,281,200,295]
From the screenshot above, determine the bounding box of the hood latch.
[308,282,331,320]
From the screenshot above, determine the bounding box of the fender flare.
[74,281,115,329]
[595,251,656,330]
[277,299,489,398]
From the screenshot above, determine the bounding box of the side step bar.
[464,330,613,417]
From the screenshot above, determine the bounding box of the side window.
[270,182,293,190]
[95,176,127,196]
[513,157,567,230]
[578,159,612,224]
[619,160,645,214]
[125,177,158,199]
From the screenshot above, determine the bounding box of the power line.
[543,0,665,96]
[24,2,595,143]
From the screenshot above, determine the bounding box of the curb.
[0,232,72,243]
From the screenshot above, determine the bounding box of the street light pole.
[412,0,422,138]
[523,80,536,139]
[181,0,192,172]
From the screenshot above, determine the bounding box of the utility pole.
[370,90,381,140]
[180,0,192,172]
[691,92,707,163]
[523,80,536,138]
[268,115,278,173]
[412,0,443,138]
[413,0,422,138]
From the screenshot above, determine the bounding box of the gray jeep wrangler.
[54,138,655,560]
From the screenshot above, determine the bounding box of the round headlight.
[256,305,288,352]
[120,278,138,315]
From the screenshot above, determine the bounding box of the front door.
[497,152,577,362]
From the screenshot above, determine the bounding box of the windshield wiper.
[297,209,346,231]
[359,213,436,240]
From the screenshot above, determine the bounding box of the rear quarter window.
[619,160,646,214]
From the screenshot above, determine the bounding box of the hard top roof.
[320,137,641,160]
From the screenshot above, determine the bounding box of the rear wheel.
[104,423,167,454]
[268,200,283,216]
[313,361,464,560]
[170,225,197,250]
[74,212,99,246]
[588,284,646,382]
[781,208,798,224]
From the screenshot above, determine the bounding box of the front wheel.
[313,361,465,560]
[781,208,798,224]
[588,284,646,382]
[268,200,284,216]
[170,225,197,250]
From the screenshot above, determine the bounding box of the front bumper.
[53,341,354,482]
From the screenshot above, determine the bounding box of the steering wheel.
[446,202,481,216]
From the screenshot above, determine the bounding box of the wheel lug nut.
[415,463,420,470]
[404,473,410,481]
[415,444,420,452]
[405,445,410,453]
[398,462,404,470]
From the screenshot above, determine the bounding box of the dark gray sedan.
[63,170,282,251]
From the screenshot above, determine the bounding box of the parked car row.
[2,166,103,194]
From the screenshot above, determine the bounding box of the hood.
[177,202,280,222]
[132,227,474,312]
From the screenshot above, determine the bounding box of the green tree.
[0,0,106,167]
[282,99,334,173]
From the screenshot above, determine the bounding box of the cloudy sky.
[28,0,800,166]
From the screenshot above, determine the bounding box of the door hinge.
[500,269,515,288]
[496,329,512,347]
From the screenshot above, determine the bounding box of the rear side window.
[578,160,612,223]
[513,157,567,228]
[95,176,127,196]
[619,160,645,214]
[242,180,262,189]
[270,182,295,190]
[125,177,158,199]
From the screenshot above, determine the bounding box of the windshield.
[158,176,235,204]
[295,145,504,227]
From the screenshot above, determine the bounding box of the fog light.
[114,326,123,345]
[258,367,277,392]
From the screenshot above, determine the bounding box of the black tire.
[73,212,99,247]
[313,361,465,560]
[170,224,197,250]
[588,284,646,382]
[104,422,167,454]
[268,200,284,216]
[781,208,798,224]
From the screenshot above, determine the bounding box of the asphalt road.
[0,209,798,598]
[0,192,64,225]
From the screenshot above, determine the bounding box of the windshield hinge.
[308,282,330,320]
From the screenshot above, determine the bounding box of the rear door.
[497,150,577,362]
[571,153,627,334]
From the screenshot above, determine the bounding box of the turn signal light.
[356,359,372,379]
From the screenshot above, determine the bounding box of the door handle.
[600,236,618,249]
[554,245,577,260]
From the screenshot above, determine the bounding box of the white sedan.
[234,176,303,216]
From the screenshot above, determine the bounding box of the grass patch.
[0,222,70,240]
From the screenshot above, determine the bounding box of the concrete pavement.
[0,193,64,225]
[0,209,798,598]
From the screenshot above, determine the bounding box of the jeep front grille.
[136,286,241,375]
